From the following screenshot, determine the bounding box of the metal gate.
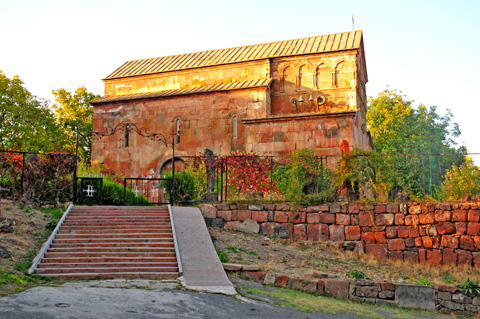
[76,177,103,205]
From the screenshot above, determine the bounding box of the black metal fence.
[0,150,76,202]
[175,152,473,203]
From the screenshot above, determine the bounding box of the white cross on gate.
[133,186,141,197]
[149,188,156,199]
[83,185,96,197]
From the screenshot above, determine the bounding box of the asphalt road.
[0,280,365,319]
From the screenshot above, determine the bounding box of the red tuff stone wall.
[202,202,480,267]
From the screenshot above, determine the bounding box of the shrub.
[458,278,480,295]
[441,156,480,200]
[162,171,196,204]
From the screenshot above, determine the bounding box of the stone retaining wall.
[200,202,480,266]
[232,267,480,313]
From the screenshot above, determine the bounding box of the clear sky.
[1,0,479,161]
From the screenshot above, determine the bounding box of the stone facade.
[91,31,371,177]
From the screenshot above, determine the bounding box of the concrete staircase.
[35,206,179,280]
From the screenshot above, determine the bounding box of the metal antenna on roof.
[352,14,355,31]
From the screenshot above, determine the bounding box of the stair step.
[52,238,173,244]
[38,262,178,268]
[55,233,173,239]
[44,252,176,258]
[47,247,174,253]
[38,272,179,280]
[36,266,178,274]
[41,257,178,263]
[50,242,174,248]
[57,229,173,234]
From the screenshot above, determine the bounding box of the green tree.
[367,89,466,197]
[0,71,68,152]
[51,87,100,164]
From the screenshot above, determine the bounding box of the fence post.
[270,157,273,201]
[421,154,425,198]
[21,153,25,195]
[437,154,442,201]
[225,157,228,202]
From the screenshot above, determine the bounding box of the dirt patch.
[210,227,480,286]
[0,200,54,272]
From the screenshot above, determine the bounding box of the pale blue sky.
[1,0,479,160]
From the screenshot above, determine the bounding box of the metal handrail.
[168,204,183,276]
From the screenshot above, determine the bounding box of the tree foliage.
[442,157,480,200]
[52,87,100,164]
[367,89,466,198]
[367,89,464,155]
[0,71,68,152]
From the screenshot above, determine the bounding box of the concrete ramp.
[171,206,236,295]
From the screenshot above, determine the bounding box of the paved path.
[172,206,236,295]
[0,280,362,319]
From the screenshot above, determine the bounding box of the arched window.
[298,65,305,90]
[233,116,238,138]
[176,119,181,144]
[282,66,295,92]
[335,62,352,87]
[316,64,330,89]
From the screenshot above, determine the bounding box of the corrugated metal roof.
[105,30,362,80]
[91,78,272,104]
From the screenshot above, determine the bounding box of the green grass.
[216,249,229,263]
[226,245,257,256]
[0,268,62,297]
[240,285,447,319]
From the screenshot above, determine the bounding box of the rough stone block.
[457,249,473,266]
[452,210,467,222]
[436,283,457,293]
[395,284,436,311]
[435,210,451,222]
[455,222,467,235]
[409,205,422,215]
[437,291,452,301]
[437,222,455,235]
[375,214,394,226]
[224,221,241,230]
[260,222,275,236]
[397,226,409,238]
[385,226,396,238]
[438,299,464,311]
[379,290,395,299]
[443,248,457,265]
[217,210,232,221]
[237,219,260,234]
[386,204,399,213]
[248,204,263,211]
[375,231,386,244]
[395,214,405,225]
[404,251,419,263]
[419,212,434,224]
[359,212,373,226]
[362,232,375,244]
[330,204,342,213]
[459,235,475,251]
[306,213,319,224]
[441,235,459,248]
[467,222,480,236]
[365,244,387,259]
[452,293,473,304]
[307,224,320,241]
[232,210,252,221]
[405,238,415,248]
[345,226,360,241]
[426,249,442,264]
[222,263,242,271]
[275,275,289,287]
[324,279,349,299]
[329,225,345,241]
[264,273,276,285]
[468,210,480,222]
[388,238,405,251]
[204,218,225,228]
[320,224,329,240]
[389,251,404,261]
[289,212,306,224]
[274,211,288,223]
[405,215,419,226]
[200,204,217,218]
[336,214,350,225]
[319,213,335,224]
[273,225,289,239]
[252,211,268,223]
[355,286,378,298]
[293,224,307,240]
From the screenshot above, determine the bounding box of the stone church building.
[91,30,372,176]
